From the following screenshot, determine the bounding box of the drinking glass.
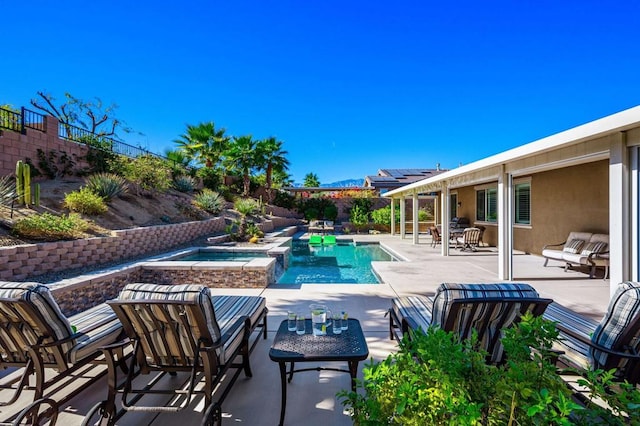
[332,314,342,334]
[296,316,306,335]
[341,311,349,330]
[287,311,297,331]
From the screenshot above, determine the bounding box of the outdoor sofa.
[542,232,609,278]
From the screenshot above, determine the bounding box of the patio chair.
[0,282,123,408]
[456,227,482,251]
[89,283,267,425]
[543,281,640,385]
[388,283,552,364]
[429,226,441,248]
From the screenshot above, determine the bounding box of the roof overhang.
[384,105,640,198]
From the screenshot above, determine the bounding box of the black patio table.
[269,318,369,426]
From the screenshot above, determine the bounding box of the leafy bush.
[371,205,392,226]
[272,190,296,209]
[349,204,369,232]
[340,313,640,424]
[13,213,90,241]
[418,207,433,221]
[173,175,196,193]
[193,189,224,214]
[120,155,172,194]
[78,135,118,174]
[85,173,128,201]
[196,167,222,190]
[297,198,336,220]
[246,222,264,239]
[234,198,259,216]
[64,187,108,215]
[36,149,76,178]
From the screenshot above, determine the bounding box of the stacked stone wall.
[0,217,225,281]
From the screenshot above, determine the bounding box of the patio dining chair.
[429,226,441,248]
[88,283,267,426]
[389,283,553,364]
[0,282,124,409]
[543,281,640,385]
[456,227,482,251]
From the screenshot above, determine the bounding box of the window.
[449,193,458,218]
[514,182,531,225]
[476,187,497,222]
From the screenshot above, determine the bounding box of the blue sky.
[2,1,640,184]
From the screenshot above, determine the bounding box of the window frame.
[514,178,531,227]
[475,184,498,223]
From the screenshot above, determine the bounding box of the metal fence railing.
[0,107,46,134]
[1,106,176,165]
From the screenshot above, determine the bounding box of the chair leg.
[544,258,549,267]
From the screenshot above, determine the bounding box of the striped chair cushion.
[430,283,540,327]
[563,239,586,254]
[580,241,608,256]
[0,282,73,358]
[391,296,434,332]
[212,295,266,364]
[118,283,221,362]
[67,303,124,363]
[542,302,598,370]
[590,281,640,370]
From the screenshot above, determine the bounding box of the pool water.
[277,241,395,284]
[178,251,267,261]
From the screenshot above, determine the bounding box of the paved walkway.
[0,233,611,425]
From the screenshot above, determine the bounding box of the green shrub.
[349,204,369,232]
[272,190,296,209]
[234,198,259,216]
[78,135,118,174]
[85,173,128,201]
[13,213,90,241]
[64,187,108,215]
[418,208,433,221]
[120,155,172,194]
[340,313,640,424]
[196,167,223,190]
[173,175,196,193]
[193,189,224,214]
[371,205,392,226]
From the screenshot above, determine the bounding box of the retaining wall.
[0,217,226,281]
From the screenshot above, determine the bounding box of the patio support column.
[400,196,406,239]
[441,183,450,255]
[390,198,396,236]
[610,132,630,295]
[497,168,513,280]
[412,191,420,244]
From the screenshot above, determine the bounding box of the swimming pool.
[277,240,396,284]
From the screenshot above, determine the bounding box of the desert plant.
[85,173,128,201]
[174,200,207,220]
[13,213,90,241]
[193,189,224,214]
[173,175,196,193]
[64,187,108,215]
[196,167,223,190]
[234,198,259,217]
[120,155,172,194]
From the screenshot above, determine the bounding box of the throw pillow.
[581,241,608,256]
[563,239,585,254]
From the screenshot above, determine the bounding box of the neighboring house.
[384,105,640,297]
[364,168,447,195]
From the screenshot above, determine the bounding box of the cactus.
[23,162,31,207]
[33,183,40,206]
[15,160,36,206]
[15,160,24,204]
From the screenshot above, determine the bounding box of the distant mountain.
[321,179,364,187]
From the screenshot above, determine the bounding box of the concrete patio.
[0,233,610,425]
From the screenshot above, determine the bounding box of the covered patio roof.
[382,105,640,295]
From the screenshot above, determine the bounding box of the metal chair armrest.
[542,241,567,250]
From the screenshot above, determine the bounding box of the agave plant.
[193,189,224,214]
[85,173,128,201]
[173,175,196,193]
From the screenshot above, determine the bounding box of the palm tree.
[224,135,258,196]
[257,137,290,203]
[174,122,229,169]
[304,172,320,187]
